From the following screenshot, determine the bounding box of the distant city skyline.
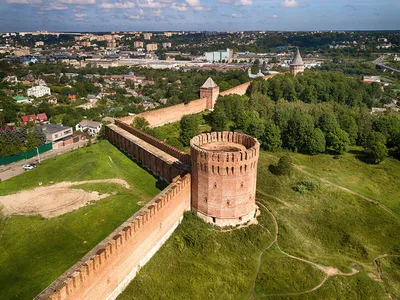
[0,0,399,32]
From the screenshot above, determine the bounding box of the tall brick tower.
[200,77,220,110]
[190,132,260,227]
[290,48,305,76]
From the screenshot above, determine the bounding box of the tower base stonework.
[195,207,256,227]
[190,132,260,227]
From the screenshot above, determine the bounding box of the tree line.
[0,127,46,157]
[207,72,400,163]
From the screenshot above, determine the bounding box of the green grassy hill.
[0,141,166,300]
[119,150,400,299]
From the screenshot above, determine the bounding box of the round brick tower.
[190,132,260,227]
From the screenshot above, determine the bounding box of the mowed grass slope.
[289,147,400,216]
[119,209,277,300]
[0,140,165,196]
[0,141,166,300]
[119,150,400,299]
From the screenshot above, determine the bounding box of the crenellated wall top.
[190,132,260,164]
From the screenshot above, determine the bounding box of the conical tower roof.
[291,49,304,66]
[201,77,218,89]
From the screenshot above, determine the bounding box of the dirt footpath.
[0,179,131,218]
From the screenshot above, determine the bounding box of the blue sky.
[0,0,399,32]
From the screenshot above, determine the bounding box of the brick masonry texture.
[190,132,260,226]
[114,120,191,166]
[119,98,208,127]
[106,124,190,182]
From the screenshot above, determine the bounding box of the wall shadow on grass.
[348,149,377,164]
[268,164,279,175]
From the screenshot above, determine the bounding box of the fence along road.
[0,139,88,182]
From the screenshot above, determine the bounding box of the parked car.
[23,163,37,170]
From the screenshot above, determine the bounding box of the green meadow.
[0,141,165,300]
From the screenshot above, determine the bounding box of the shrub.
[131,117,150,131]
[293,180,320,193]
[276,155,293,176]
[326,128,350,155]
[368,142,388,164]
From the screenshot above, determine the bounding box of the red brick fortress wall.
[114,120,191,166]
[106,124,189,182]
[36,175,191,300]
[119,98,208,127]
[219,82,251,96]
[190,132,260,227]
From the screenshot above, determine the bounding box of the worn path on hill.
[264,153,399,220]
[247,200,358,299]
[294,165,399,220]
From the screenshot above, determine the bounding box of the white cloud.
[6,0,42,4]
[171,2,187,11]
[98,2,114,8]
[192,5,209,11]
[281,0,298,8]
[219,0,252,6]
[231,13,241,17]
[137,0,166,8]
[99,1,135,8]
[234,0,251,5]
[115,1,135,8]
[75,13,87,20]
[124,12,142,19]
[185,0,199,6]
[185,0,208,11]
[41,3,68,9]
[57,0,95,4]
[150,8,162,15]
[272,14,279,18]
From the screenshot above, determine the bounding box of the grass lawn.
[254,244,325,297]
[284,147,400,216]
[119,149,400,299]
[119,209,276,300]
[0,141,166,300]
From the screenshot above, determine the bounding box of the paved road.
[0,140,88,182]
[373,54,400,73]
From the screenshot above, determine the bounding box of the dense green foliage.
[131,116,150,131]
[248,72,388,107]
[0,127,46,157]
[179,114,200,146]
[0,141,165,299]
[209,72,400,162]
[276,154,293,176]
